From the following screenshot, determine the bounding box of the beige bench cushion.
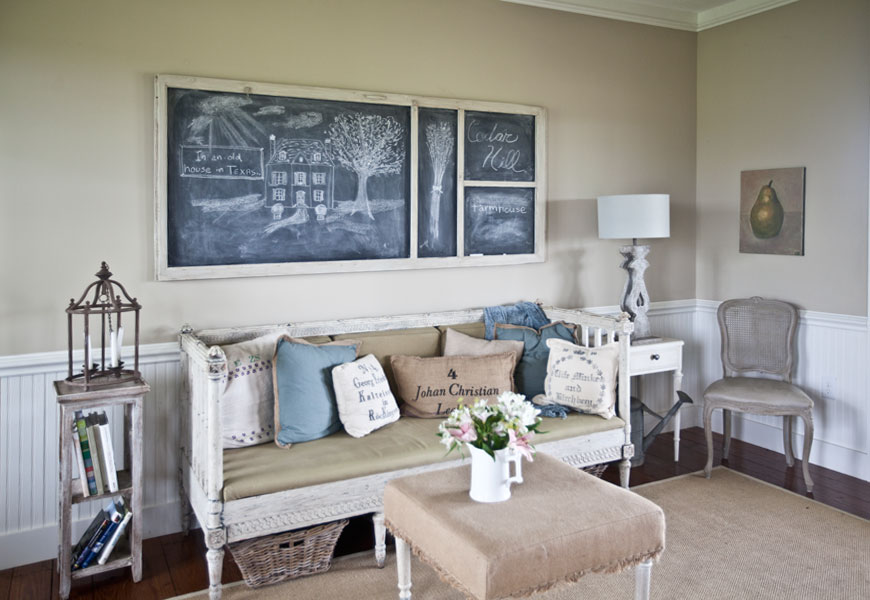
[384,452,665,600]
[222,414,624,502]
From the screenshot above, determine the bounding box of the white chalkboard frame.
[155,74,547,280]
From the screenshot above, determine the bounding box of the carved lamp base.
[618,243,655,342]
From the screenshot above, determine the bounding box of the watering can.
[630,391,693,466]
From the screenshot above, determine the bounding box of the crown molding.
[501,0,800,32]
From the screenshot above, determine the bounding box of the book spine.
[82,518,120,568]
[74,411,98,496]
[71,511,104,567]
[97,510,133,565]
[73,515,108,570]
[72,423,89,497]
[97,415,118,492]
[87,424,105,495]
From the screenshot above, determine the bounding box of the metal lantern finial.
[65,262,142,387]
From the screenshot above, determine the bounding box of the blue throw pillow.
[273,337,359,447]
[494,322,577,399]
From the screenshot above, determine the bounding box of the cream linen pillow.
[539,339,619,419]
[442,327,524,365]
[220,331,286,448]
[332,354,400,438]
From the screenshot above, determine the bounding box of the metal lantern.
[66,262,141,387]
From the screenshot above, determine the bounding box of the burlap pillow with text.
[390,353,516,418]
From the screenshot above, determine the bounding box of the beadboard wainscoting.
[0,301,867,569]
[0,343,182,570]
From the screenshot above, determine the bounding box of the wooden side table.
[55,377,149,600]
[630,338,685,461]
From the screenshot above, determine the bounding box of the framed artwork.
[154,75,547,280]
[739,167,806,256]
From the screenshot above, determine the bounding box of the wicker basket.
[228,519,348,588]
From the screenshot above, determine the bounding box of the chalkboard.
[417,108,457,258]
[166,87,411,267]
[464,111,535,182]
[155,75,547,280]
[464,188,535,256]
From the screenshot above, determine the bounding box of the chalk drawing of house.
[265,136,335,218]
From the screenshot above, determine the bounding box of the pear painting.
[749,180,784,238]
[740,167,805,255]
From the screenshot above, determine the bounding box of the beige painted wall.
[696,0,870,315]
[0,0,696,355]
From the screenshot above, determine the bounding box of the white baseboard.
[711,414,870,482]
[0,501,182,571]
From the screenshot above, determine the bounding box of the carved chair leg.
[373,512,387,568]
[782,415,795,467]
[206,546,224,600]
[619,458,631,488]
[703,403,715,479]
[634,559,653,600]
[800,410,815,493]
[722,409,732,459]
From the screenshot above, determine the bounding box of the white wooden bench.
[178,306,635,599]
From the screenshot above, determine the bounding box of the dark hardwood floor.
[2,426,867,600]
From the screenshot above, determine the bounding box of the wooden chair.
[703,297,815,492]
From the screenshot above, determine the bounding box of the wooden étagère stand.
[55,377,149,600]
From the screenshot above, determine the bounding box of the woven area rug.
[173,468,870,599]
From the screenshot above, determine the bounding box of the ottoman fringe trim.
[385,518,664,600]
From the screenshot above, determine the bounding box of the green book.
[74,410,98,495]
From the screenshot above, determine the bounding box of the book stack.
[71,497,133,570]
[72,410,119,496]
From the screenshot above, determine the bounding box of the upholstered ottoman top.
[383,453,665,600]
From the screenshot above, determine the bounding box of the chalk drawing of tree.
[187,95,265,147]
[424,121,454,244]
[327,113,405,220]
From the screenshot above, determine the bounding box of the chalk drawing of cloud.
[254,105,285,116]
[280,111,323,129]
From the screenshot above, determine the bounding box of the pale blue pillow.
[494,322,577,399]
[273,338,358,447]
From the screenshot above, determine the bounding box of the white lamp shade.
[597,194,670,240]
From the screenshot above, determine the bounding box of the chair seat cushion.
[704,377,813,411]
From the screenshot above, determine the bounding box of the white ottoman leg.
[634,559,653,600]
[396,537,412,600]
[373,512,387,568]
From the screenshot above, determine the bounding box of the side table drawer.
[630,343,681,375]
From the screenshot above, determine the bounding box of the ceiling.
[501,0,800,31]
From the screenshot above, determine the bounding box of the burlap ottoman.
[383,453,665,600]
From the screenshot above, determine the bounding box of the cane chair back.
[718,297,797,382]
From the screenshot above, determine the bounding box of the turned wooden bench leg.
[373,512,387,568]
[204,527,226,600]
[634,559,653,600]
[396,537,412,600]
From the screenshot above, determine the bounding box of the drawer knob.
[650,353,660,360]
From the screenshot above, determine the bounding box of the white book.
[97,508,132,565]
[86,421,105,495]
[96,413,118,492]
[72,423,89,497]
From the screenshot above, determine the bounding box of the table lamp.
[597,194,670,342]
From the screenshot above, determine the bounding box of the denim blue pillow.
[273,337,359,447]
[494,322,577,399]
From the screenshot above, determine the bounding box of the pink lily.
[448,423,477,443]
[509,429,535,461]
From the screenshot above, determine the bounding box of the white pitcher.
[468,445,523,503]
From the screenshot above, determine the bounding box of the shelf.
[71,534,131,579]
[71,470,132,505]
